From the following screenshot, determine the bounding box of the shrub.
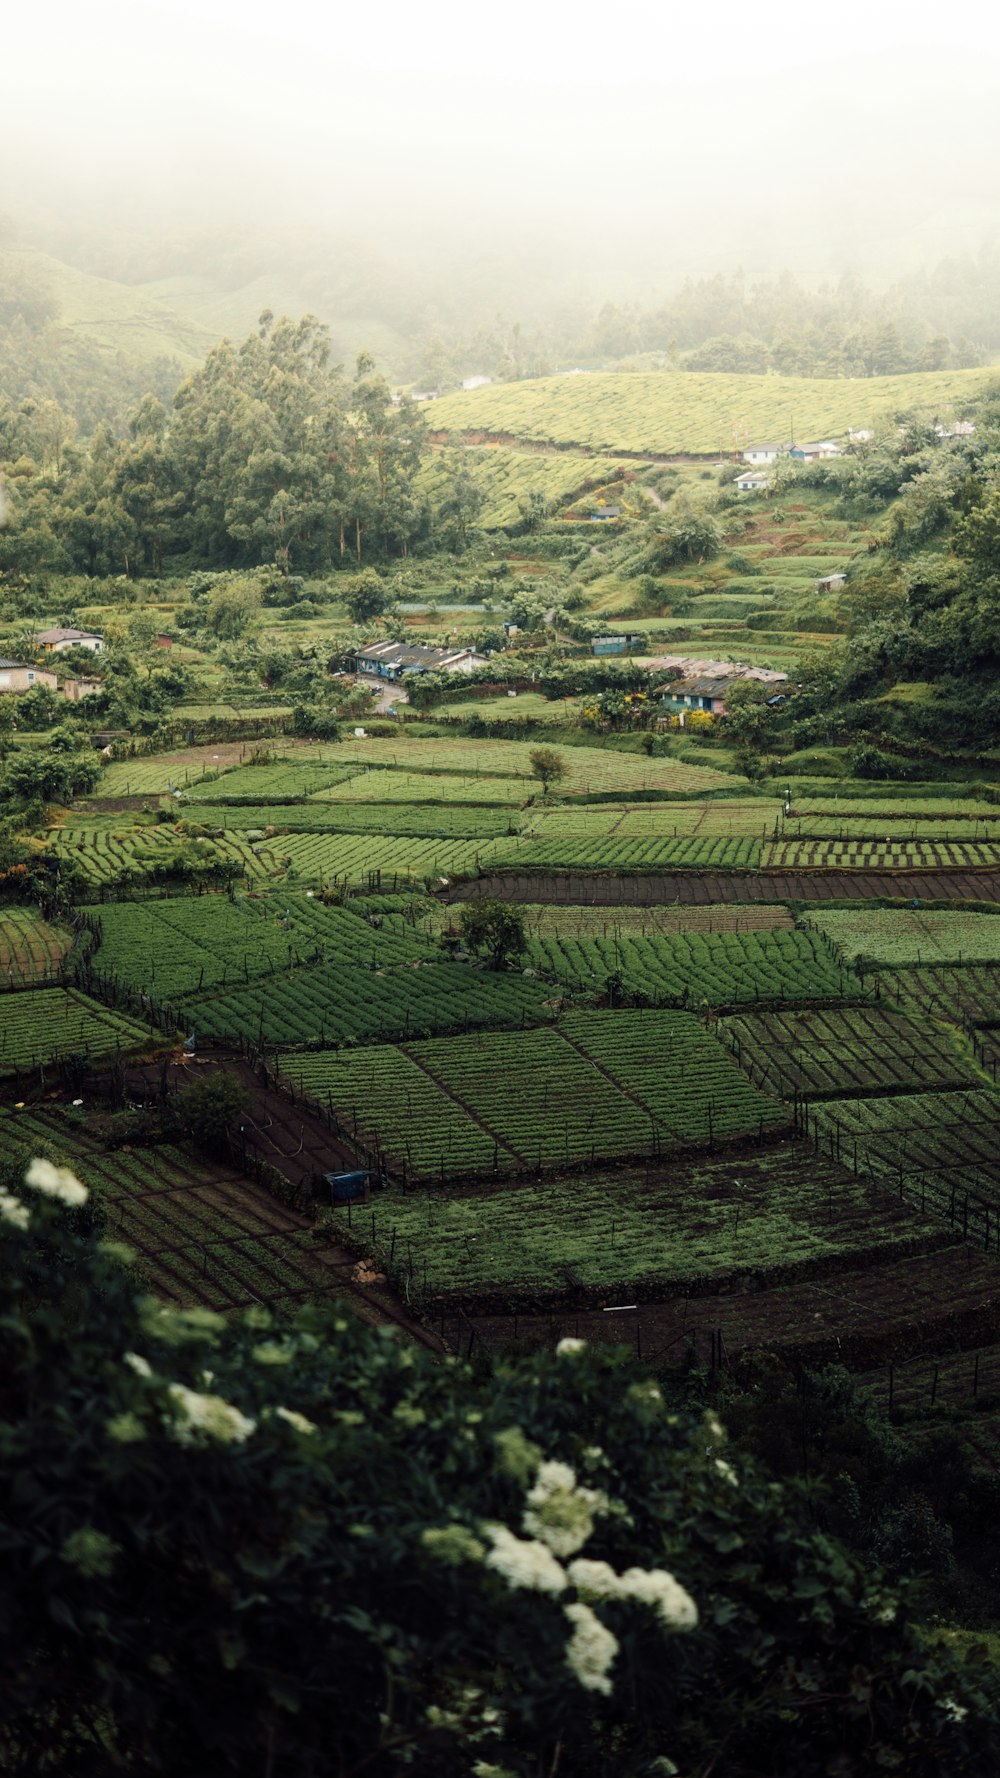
[0,1181,997,1775]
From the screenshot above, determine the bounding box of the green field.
[0,988,157,1075]
[723,1005,978,1100]
[328,1147,943,1304]
[426,367,997,457]
[809,909,1000,967]
[280,1010,786,1180]
[0,908,72,986]
[184,801,515,839]
[329,735,741,794]
[81,893,439,1001]
[527,929,859,1005]
[188,959,550,1049]
[417,444,642,527]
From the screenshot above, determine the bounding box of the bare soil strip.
[449,870,1000,906]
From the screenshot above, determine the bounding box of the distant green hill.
[426,367,999,457]
[1,247,213,366]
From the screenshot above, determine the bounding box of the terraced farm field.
[885,965,1000,1028]
[183,761,360,802]
[43,825,276,885]
[0,1107,337,1312]
[723,1006,978,1100]
[188,959,550,1049]
[99,746,257,796]
[520,799,784,838]
[809,908,1000,967]
[527,929,858,1005]
[309,769,530,807]
[0,987,157,1074]
[764,839,1000,871]
[279,832,487,886]
[492,834,763,871]
[417,443,642,527]
[82,893,438,1000]
[810,1089,1000,1224]
[426,366,995,456]
[186,801,515,839]
[332,735,741,794]
[280,1010,785,1181]
[330,1145,945,1307]
[0,908,72,985]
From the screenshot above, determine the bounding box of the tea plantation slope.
[426,366,997,456]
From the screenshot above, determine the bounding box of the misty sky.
[6,0,1000,281]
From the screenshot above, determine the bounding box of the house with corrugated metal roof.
[354,641,486,681]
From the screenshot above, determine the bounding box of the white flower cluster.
[0,1190,30,1230]
[166,1382,257,1447]
[482,1523,568,1595]
[568,1558,698,1630]
[24,1158,88,1207]
[563,1600,618,1695]
[523,1459,610,1558]
[556,1337,587,1356]
[941,1697,968,1724]
[477,1448,699,1701]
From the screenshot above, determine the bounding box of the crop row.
[278,832,487,885]
[527,928,859,1004]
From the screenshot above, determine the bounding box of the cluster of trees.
[416,265,993,390]
[0,317,484,580]
[789,397,1000,725]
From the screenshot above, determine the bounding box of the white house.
[36,626,105,655]
[734,470,770,493]
[742,442,785,464]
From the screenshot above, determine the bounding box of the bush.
[0,1182,997,1776]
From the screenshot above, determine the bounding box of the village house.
[788,441,842,463]
[36,626,105,654]
[61,675,103,701]
[651,657,788,718]
[742,442,786,464]
[354,641,486,682]
[816,572,847,592]
[0,659,59,694]
[734,469,770,493]
[588,505,621,521]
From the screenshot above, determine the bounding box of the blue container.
[320,1170,368,1204]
